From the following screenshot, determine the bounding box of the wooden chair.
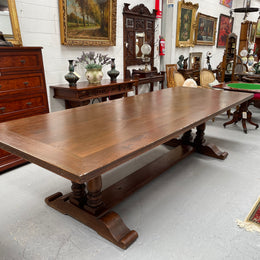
[200,69,215,89]
[173,71,185,87]
[166,64,178,88]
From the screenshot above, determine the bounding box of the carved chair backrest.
[166,64,178,88]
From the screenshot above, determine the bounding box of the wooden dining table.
[0,87,253,249]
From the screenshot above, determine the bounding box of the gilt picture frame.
[217,14,233,48]
[176,0,199,47]
[195,13,217,46]
[59,0,116,46]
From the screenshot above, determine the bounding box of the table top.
[0,87,253,183]
[236,73,260,79]
[50,79,137,90]
[213,81,260,93]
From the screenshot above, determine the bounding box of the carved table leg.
[193,123,228,160]
[223,101,258,134]
[223,107,241,128]
[45,176,138,249]
[181,130,193,145]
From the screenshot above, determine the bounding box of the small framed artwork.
[217,14,234,48]
[195,13,217,46]
[256,20,260,38]
[59,0,117,46]
[219,0,233,8]
[176,0,199,47]
[189,52,202,70]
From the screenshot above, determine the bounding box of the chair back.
[200,69,215,89]
[166,64,178,88]
[173,72,185,87]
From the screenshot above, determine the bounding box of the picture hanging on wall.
[216,14,234,48]
[219,0,233,8]
[176,0,199,47]
[194,13,217,46]
[59,0,116,46]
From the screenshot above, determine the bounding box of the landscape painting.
[59,0,116,46]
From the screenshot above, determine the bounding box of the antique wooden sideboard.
[0,47,49,172]
[50,79,137,109]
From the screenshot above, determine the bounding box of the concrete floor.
[1,106,260,260]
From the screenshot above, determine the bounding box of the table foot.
[45,192,138,249]
[193,123,228,160]
[195,142,228,160]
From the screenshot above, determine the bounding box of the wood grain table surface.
[0,87,253,183]
[0,87,253,249]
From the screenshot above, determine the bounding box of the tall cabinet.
[0,47,49,172]
[238,21,257,55]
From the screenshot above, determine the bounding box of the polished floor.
[1,106,260,260]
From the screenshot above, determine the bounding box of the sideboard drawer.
[0,53,41,71]
[0,95,47,116]
[0,74,43,94]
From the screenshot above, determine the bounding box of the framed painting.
[189,52,202,70]
[219,0,232,8]
[59,0,116,46]
[176,0,199,47]
[217,14,233,48]
[195,13,217,46]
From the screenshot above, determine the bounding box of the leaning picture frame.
[194,13,217,46]
[59,0,116,46]
[189,52,202,70]
[176,0,199,47]
[217,14,233,48]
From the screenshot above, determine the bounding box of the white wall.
[15,0,157,111]
[14,0,259,111]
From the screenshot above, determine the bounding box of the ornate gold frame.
[59,0,116,46]
[194,13,217,46]
[4,0,22,46]
[176,0,198,48]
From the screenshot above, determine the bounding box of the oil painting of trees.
[59,0,116,46]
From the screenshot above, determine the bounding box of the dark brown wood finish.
[123,3,165,93]
[213,82,259,133]
[50,79,137,109]
[0,47,49,172]
[0,87,253,248]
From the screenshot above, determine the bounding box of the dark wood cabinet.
[0,47,49,172]
[238,21,257,55]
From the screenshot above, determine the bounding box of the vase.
[107,58,120,82]
[241,56,247,64]
[86,68,103,84]
[64,60,79,87]
[248,56,254,66]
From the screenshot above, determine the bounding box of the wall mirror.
[123,3,156,78]
[0,0,22,46]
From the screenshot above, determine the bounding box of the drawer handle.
[0,107,6,112]
[24,82,29,85]
[20,60,25,64]
[0,85,2,89]
[26,102,32,106]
